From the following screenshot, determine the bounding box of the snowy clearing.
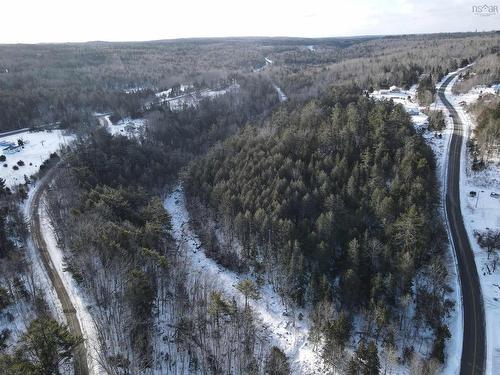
[164,187,325,374]
[102,115,146,138]
[0,129,74,188]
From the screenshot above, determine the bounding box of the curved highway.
[440,73,486,375]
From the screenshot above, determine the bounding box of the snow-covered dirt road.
[28,165,103,375]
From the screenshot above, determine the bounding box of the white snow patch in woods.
[273,84,288,103]
[102,115,146,138]
[0,130,74,188]
[164,187,326,374]
[38,195,104,375]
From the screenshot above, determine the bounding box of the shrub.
[12,165,19,170]
[0,287,12,312]
[0,155,5,162]
[17,160,25,166]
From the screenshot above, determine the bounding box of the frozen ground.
[0,130,74,188]
[102,115,146,138]
[164,188,325,374]
[450,84,500,375]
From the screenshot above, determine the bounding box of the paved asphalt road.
[440,73,486,374]
[30,165,89,375]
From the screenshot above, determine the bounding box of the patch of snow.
[273,84,288,103]
[104,116,145,138]
[124,87,146,94]
[164,187,325,374]
[453,85,497,106]
[0,130,74,188]
[155,88,172,98]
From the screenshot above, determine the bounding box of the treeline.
[453,53,500,94]
[145,74,279,157]
[271,33,498,102]
[469,96,500,161]
[1,33,497,132]
[185,87,451,371]
[0,37,290,132]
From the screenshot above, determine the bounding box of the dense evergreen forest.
[185,88,451,370]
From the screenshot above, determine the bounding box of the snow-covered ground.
[101,115,146,138]
[151,83,239,111]
[164,188,325,374]
[38,195,103,375]
[273,84,288,103]
[453,85,497,106]
[163,84,240,111]
[449,84,500,375]
[0,130,74,188]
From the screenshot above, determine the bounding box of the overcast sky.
[1,0,498,44]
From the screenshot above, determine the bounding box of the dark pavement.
[439,73,486,375]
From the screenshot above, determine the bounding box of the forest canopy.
[185,88,451,363]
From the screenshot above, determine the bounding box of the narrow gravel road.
[29,165,89,375]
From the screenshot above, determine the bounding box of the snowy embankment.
[451,85,500,375]
[164,188,325,374]
[0,130,73,188]
[38,195,103,375]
